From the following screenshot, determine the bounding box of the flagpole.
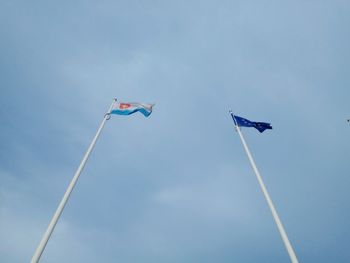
[230,112,299,263]
[31,99,116,263]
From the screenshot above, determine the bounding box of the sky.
[1,0,350,262]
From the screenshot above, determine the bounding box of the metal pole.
[231,113,299,263]
[31,99,116,263]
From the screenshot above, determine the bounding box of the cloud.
[1,0,350,262]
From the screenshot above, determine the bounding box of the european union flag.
[231,113,272,133]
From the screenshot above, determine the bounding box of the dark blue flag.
[231,113,272,133]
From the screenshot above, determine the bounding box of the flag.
[231,113,272,133]
[111,102,154,117]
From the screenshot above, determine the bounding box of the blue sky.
[1,1,350,262]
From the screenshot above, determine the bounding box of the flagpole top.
[229,110,239,131]
[105,99,117,120]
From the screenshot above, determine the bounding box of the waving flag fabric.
[231,113,272,133]
[111,102,154,117]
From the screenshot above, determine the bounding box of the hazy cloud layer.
[1,1,350,262]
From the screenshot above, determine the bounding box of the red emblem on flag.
[119,103,131,109]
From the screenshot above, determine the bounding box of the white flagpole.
[31,99,116,263]
[230,112,299,263]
